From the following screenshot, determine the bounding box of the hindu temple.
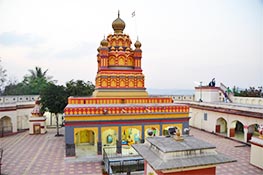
[29,99,47,135]
[64,12,190,157]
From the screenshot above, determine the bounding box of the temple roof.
[133,136,236,170]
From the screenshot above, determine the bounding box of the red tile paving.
[0,127,262,175]
[0,128,102,175]
[191,127,263,175]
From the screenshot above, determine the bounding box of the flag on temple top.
[132,11,135,17]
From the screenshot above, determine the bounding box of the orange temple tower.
[64,12,190,157]
[93,11,148,97]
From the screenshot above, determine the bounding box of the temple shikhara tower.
[64,12,190,157]
[93,12,147,97]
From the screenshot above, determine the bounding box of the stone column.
[243,125,248,143]
[116,126,122,154]
[97,126,102,155]
[65,126,76,157]
[227,122,232,137]
[12,115,17,133]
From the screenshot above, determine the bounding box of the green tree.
[3,66,54,95]
[233,86,263,97]
[23,66,54,94]
[66,80,94,96]
[0,60,7,94]
[3,81,28,95]
[40,83,68,136]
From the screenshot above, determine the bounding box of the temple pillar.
[65,126,75,157]
[116,126,122,154]
[243,125,248,143]
[11,116,17,133]
[228,126,235,137]
[97,141,102,155]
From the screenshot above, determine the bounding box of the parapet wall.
[0,95,39,104]
[231,96,263,106]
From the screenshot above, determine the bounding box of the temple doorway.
[145,127,159,137]
[163,126,178,136]
[247,124,259,142]
[102,129,117,147]
[0,116,12,137]
[75,130,96,157]
[230,120,244,141]
[122,128,141,146]
[216,117,227,136]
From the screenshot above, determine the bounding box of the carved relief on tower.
[111,80,117,87]
[108,54,134,67]
[107,34,132,48]
[95,73,145,89]
[120,79,125,87]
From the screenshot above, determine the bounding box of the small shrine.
[64,12,190,157]
[133,132,235,175]
[29,99,47,134]
[250,124,263,169]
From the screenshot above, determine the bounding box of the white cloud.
[0,0,262,89]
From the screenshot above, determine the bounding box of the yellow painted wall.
[101,126,118,146]
[66,113,188,121]
[162,124,183,132]
[74,127,98,144]
[145,124,160,136]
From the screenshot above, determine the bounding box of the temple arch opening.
[163,126,178,136]
[122,128,141,146]
[75,129,96,157]
[102,129,117,147]
[0,116,12,137]
[247,124,259,142]
[145,127,159,137]
[216,117,227,136]
[230,120,244,141]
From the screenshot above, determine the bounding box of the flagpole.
[132,11,138,41]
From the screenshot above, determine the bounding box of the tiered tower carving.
[93,12,148,97]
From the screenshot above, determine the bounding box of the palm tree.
[23,67,53,85]
[22,66,55,95]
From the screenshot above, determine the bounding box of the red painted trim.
[250,163,263,171]
[0,104,34,112]
[250,141,263,148]
[29,119,46,122]
[195,86,220,90]
[0,107,17,112]
[98,69,143,73]
[190,104,263,119]
[16,104,35,109]
[65,118,189,126]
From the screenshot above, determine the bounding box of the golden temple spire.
[112,10,126,34]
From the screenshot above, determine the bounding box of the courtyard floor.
[0,127,262,175]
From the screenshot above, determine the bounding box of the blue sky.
[0,0,262,90]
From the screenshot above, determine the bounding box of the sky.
[0,0,262,90]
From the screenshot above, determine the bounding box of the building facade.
[0,95,38,137]
[64,12,190,157]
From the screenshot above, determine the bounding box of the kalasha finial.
[112,10,126,33]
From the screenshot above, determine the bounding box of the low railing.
[232,96,263,106]
[103,146,144,175]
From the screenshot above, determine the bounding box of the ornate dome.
[100,38,108,47]
[112,11,125,34]
[134,40,142,48]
